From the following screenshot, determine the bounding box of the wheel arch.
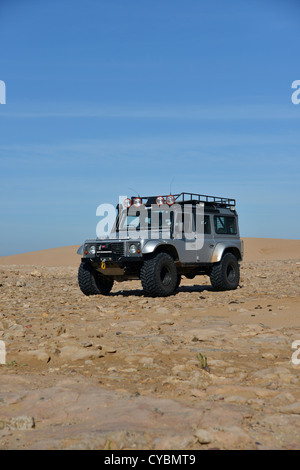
[142,241,179,261]
[211,243,242,263]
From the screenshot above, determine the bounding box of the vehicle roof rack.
[126,192,236,209]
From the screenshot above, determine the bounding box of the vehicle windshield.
[117,208,173,232]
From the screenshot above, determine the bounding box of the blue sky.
[0,0,299,255]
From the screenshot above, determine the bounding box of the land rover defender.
[77,192,243,297]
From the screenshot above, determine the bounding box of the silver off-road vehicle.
[77,192,243,297]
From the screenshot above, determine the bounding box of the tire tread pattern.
[140,253,177,297]
[210,252,239,291]
[78,262,113,296]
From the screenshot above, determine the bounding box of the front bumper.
[80,240,143,278]
[81,255,142,264]
[81,254,143,277]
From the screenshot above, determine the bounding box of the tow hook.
[101,260,106,270]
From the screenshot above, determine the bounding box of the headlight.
[89,245,96,255]
[129,244,137,254]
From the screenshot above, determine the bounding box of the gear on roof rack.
[125,192,235,209]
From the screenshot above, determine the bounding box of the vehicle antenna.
[128,187,140,197]
[169,177,175,195]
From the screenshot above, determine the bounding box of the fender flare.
[142,240,169,255]
[211,243,242,263]
[77,245,84,255]
[142,240,179,260]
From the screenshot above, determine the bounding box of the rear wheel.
[140,253,177,297]
[210,253,239,291]
[78,262,114,296]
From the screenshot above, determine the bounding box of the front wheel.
[210,253,240,291]
[175,274,181,291]
[78,262,114,296]
[140,253,178,297]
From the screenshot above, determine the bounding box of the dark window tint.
[214,216,237,235]
[194,214,211,234]
[204,215,211,234]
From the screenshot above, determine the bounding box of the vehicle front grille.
[110,242,125,256]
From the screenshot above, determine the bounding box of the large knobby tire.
[140,253,178,297]
[210,252,240,291]
[78,262,114,296]
[175,274,181,291]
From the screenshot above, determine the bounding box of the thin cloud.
[1,103,300,120]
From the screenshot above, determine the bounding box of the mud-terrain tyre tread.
[210,252,239,291]
[140,253,177,297]
[78,262,113,296]
[175,274,181,290]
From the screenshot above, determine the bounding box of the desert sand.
[0,238,300,450]
[0,238,300,266]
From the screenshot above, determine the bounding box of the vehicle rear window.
[214,216,237,235]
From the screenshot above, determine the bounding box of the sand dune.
[0,238,299,267]
[241,238,300,262]
[0,245,81,267]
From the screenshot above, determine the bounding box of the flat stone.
[194,429,213,444]
[280,402,300,415]
[23,349,50,362]
[8,416,35,430]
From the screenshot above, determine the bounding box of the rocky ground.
[1,259,300,450]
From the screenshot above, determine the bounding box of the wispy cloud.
[1,102,300,120]
[1,131,300,171]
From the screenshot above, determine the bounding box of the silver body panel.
[80,209,243,268]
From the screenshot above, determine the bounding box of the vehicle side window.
[214,216,237,235]
[193,214,211,234]
[204,215,211,234]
